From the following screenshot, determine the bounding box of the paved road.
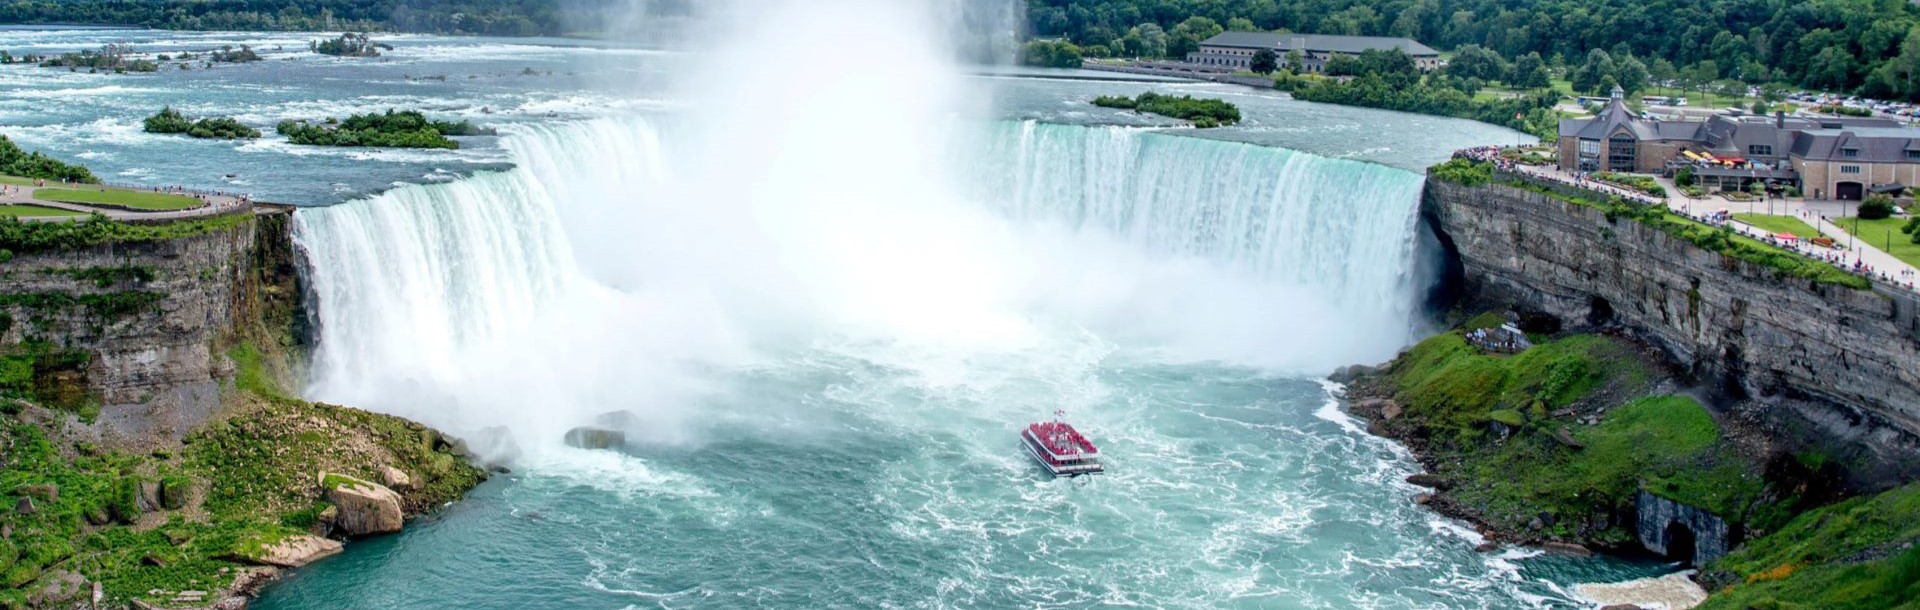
[0,184,249,223]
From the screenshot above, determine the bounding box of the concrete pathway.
[1491,159,1920,292]
[0,182,249,223]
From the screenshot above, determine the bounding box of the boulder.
[1598,605,1644,610]
[15,497,35,516]
[1412,493,1433,505]
[564,427,625,450]
[1543,541,1593,556]
[26,570,88,607]
[1473,542,1499,553]
[248,535,343,568]
[1553,427,1585,449]
[310,505,339,537]
[378,466,413,491]
[1405,474,1452,490]
[318,472,404,537]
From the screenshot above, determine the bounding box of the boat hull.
[1021,429,1103,477]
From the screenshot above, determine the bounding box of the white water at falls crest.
[293,117,1431,450]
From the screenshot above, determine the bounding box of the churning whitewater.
[263,1,1663,606]
[293,117,1430,445]
[269,118,1662,609]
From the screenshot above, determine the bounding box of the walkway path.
[0,182,249,223]
[1458,146,1920,292]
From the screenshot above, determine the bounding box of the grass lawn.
[1,175,36,186]
[1837,216,1920,269]
[34,187,200,211]
[0,204,82,218]
[1734,213,1823,239]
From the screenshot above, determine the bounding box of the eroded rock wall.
[0,211,300,445]
[1421,177,1920,476]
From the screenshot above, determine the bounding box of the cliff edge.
[1420,174,1920,483]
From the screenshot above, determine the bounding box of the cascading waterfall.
[294,116,1433,450]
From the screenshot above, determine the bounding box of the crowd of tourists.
[1454,146,1664,205]
[1452,144,1920,294]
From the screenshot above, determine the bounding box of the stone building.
[1185,31,1442,73]
[1557,87,1920,200]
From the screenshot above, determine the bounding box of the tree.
[1751,100,1769,114]
[1648,58,1678,93]
[1286,49,1304,71]
[1510,52,1550,89]
[1806,46,1858,90]
[1613,54,1649,96]
[1448,44,1508,83]
[1251,48,1278,74]
[1167,16,1222,59]
[1121,23,1167,58]
[1020,40,1083,68]
[1570,49,1614,94]
[1226,17,1257,32]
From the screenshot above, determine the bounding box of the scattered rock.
[139,481,164,513]
[15,496,36,515]
[1553,427,1584,449]
[160,477,193,510]
[2,522,10,538]
[1406,474,1452,490]
[1598,605,1645,610]
[1473,542,1500,553]
[85,506,111,525]
[141,553,169,567]
[319,472,404,536]
[248,535,343,568]
[1412,493,1433,505]
[379,466,413,491]
[26,570,88,607]
[563,426,625,450]
[14,484,58,504]
[1543,541,1593,556]
[1329,364,1378,384]
[1527,516,1545,531]
[310,505,339,537]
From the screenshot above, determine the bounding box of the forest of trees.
[0,0,615,37]
[1279,48,1559,137]
[1025,0,1920,101]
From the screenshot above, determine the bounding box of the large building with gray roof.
[1186,32,1442,73]
[1558,88,1920,200]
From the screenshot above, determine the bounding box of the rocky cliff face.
[1635,490,1733,566]
[1421,177,1920,482]
[0,211,303,447]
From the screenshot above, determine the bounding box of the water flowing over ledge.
[292,116,1431,445]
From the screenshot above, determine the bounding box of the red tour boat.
[1022,411,1104,477]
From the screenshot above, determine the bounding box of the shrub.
[1431,158,1493,186]
[1090,92,1240,127]
[1859,194,1896,220]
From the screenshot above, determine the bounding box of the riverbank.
[0,211,486,608]
[1351,157,1920,608]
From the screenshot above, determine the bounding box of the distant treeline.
[0,0,638,37]
[1027,0,1920,101]
[275,110,494,149]
[1279,48,1558,139]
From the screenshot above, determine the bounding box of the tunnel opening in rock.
[1664,521,1699,566]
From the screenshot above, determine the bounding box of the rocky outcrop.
[1636,490,1732,566]
[0,211,303,449]
[248,535,344,568]
[1421,177,1920,481]
[319,472,404,537]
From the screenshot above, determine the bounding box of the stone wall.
[1420,177,1920,480]
[1636,490,1733,566]
[0,211,300,447]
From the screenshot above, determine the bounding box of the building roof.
[1196,32,1438,56]
[1561,97,1702,142]
[1791,126,1920,162]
